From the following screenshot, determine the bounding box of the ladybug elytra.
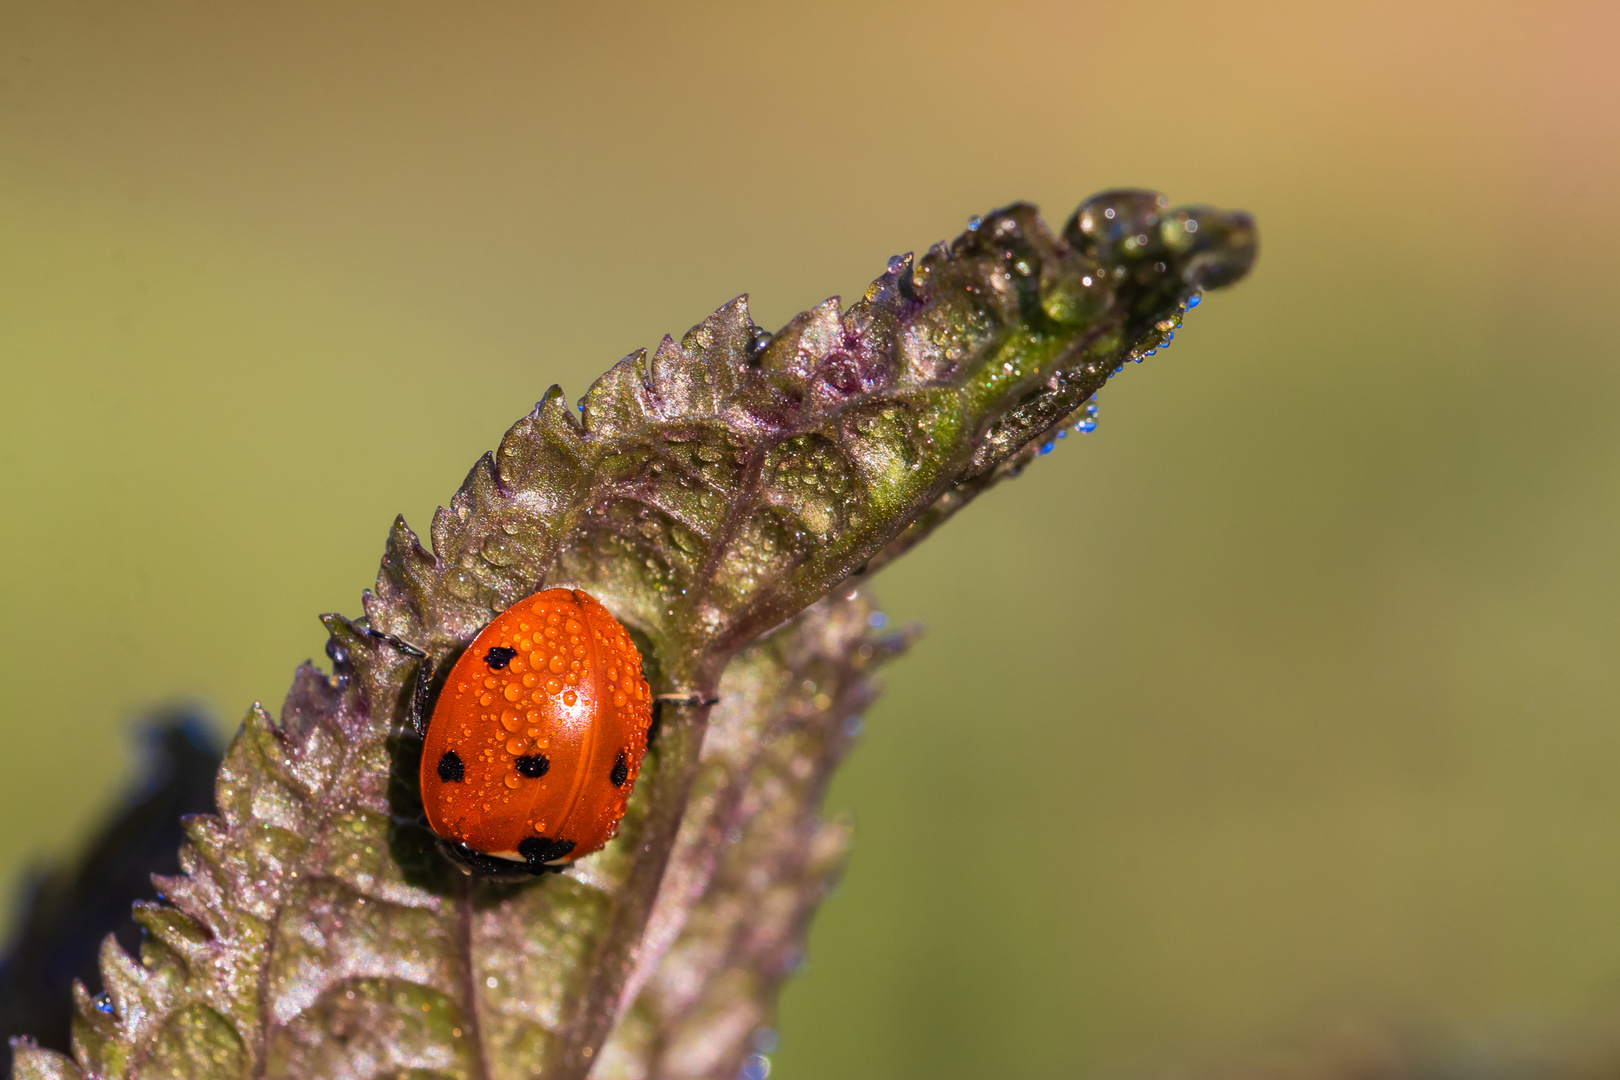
[419,587,653,876]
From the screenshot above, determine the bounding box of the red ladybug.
[418,587,653,875]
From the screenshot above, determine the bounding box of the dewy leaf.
[10,189,1254,1080]
[595,590,906,1080]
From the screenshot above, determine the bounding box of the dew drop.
[480,536,514,566]
[887,254,905,274]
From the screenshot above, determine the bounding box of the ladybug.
[418,587,653,876]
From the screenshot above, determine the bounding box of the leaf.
[15,189,1255,1080]
[595,589,906,1080]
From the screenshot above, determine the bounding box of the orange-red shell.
[420,587,652,865]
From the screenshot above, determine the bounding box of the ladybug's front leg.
[407,654,435,738]
[649,693,720,748]
[359,626,434,737]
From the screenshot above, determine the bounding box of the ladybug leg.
[407,655,435,738]
[358,628,434,738]
[650,693,720,748]
[653,693,720,708]
[363,627,425,659]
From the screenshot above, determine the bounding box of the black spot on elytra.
[519,836,576,865]
[436,751,464,783]
[484,646,518,670]
[610,750,629,788]
[515,754,549,779]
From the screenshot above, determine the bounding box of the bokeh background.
[4,2,1620,1077]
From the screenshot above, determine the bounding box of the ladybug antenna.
[652,693,720,707]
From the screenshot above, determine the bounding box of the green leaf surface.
[11,189,1254,1080]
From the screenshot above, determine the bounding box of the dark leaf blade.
[18,190,1254,1079]
[0,718,221,1080]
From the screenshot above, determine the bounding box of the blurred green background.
[3,2,1619,1076]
